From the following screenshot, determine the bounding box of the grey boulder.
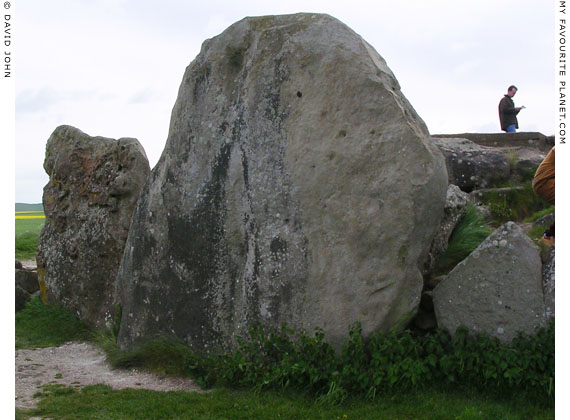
[16,268,39,312]
[432,137,510,191]
[511,148,546,180]
[433,222,546,342]
[423,184,471,276]
[37,125,150,328]
[16,269,39,295]
[117,13,448,351]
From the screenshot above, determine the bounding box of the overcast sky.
[14,0,555,203]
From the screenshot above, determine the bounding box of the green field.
[15,202,43,212]
[15,217,44,234]
[15,205,45,260]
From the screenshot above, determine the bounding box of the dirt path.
[15,341,203,410]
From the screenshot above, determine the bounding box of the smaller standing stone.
[37,125,150,328]
[433,222,546,342]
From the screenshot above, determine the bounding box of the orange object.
[532,147,555,205]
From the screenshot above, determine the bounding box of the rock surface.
[511,147,546,180]
[15,269,39,312]
[542,246,555,319]
[423,184,471,275]
[432,132,553,152]
[37,125,150,328]
[16,286,32,313]
[533,212,555,230]
[117,13,448,351]
[433,222,546,342]
[432,137,510,192]
[16,269,39,295]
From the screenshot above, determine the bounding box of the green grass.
[15,217,44,236]
[521,208,555,247]
[506,150,518,171]
[433,203,491,275]
[523,207,555,223]
[16,384,554,420]
[480,182,551,224]
[16,296,92,349]
[15,231,40,260]
[15,216,44,260]
[15,296,554,420]
[97,332,199,378]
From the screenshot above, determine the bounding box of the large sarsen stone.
[117,13,448,350]
[37,125,150,328]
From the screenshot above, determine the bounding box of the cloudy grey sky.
[15,0,554,203]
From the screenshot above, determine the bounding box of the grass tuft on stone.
[433,203,491,275]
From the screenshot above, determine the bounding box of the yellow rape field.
[15,211,45,220]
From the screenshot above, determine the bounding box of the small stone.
[433,223,545,342]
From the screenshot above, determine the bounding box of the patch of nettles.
[105,320,554,406]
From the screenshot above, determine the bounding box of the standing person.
[498,85,524,132]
